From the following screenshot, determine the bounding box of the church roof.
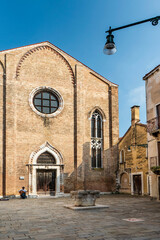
[0,41,118,87]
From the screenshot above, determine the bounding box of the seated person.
[19,187,27,199]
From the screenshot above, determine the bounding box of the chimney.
[131,105,140,125]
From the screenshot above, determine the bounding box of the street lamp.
[127,144,148,152]
[103,16,160,55]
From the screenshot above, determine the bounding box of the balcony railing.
[147,117,160,134]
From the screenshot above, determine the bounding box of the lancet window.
[119,150,125,163]
[91,110,103,168]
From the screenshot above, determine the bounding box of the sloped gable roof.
[143,64,160,80]
[118,122,147,144]
[0,41,118,87]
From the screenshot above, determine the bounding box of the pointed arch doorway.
[28,142,64,197]
[36,152,57,195]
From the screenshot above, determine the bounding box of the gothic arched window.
[91,110,103,168]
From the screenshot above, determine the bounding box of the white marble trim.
[29,143,63,196]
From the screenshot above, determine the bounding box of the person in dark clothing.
[19,187,27,199]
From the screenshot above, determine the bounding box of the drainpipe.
[109,86,112,147]
[74,65,77,190]
[2,54,6,197]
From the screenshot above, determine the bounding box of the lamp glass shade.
[103,33,116,55]
[103,42,116,55]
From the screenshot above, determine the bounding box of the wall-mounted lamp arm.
[104,16,160,55]
[127,144,148,152]
[105,16,160,33]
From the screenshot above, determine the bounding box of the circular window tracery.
[29,87,63,118]
[34,91,59,114]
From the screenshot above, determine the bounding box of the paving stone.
[0,195,160,239]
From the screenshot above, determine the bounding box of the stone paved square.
[0,194,160,240]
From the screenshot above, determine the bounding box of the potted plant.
[151,166,160,175]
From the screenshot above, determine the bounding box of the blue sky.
[1,0,160,136]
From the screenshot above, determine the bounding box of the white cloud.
[128,85,145,107]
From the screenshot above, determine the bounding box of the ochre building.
[144,65,160,200]
[118,106,148,195]
[0,41,119,198]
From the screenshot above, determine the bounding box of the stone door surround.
[28,142,63,197]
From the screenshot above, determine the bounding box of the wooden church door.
[37,170,56,195]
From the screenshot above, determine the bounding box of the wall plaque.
[19,176,24,180]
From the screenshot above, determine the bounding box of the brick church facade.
[0,41,119,197]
